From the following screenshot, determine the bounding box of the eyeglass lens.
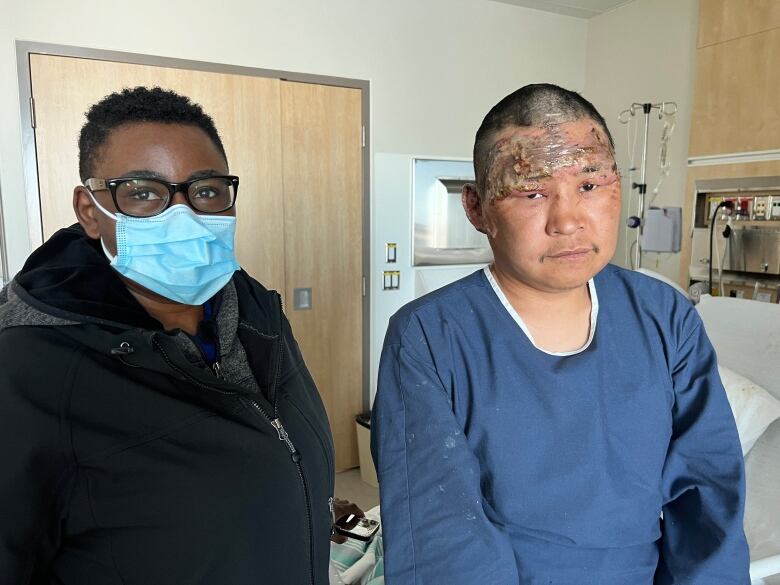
[114,178,236,217]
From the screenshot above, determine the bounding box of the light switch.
[382,271,400,291]
[386,243,397,263]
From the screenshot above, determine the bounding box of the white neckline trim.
[483,266,599,356]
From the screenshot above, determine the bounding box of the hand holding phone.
[334,513,380,542]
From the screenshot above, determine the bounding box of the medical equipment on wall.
[688,180,780,304]
[709,200,734,296]
[641,207,681,253]
[618,101,679,269]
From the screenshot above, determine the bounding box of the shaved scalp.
[473,83,614,195]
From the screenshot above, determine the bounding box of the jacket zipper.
[184,323,223,380]
[151,294,317,585]
[271,292,316,585]
[247,404,313,583]
[153,339,232,394]
[288,396,335,516]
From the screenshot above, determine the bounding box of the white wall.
[0,0,588,275]
[584,0,698,284]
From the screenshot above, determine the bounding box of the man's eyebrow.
[117,170,165,180]
[579,164,602,174]
[186,169,223,181]
[115,169,223,181]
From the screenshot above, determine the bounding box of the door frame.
[16,40,372,410]
[0,169,7,287]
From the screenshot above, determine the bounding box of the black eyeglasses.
[85,175,239,218]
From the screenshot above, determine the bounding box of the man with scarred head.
[372,84,749,584]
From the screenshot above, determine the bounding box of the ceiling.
[489,0,636,19]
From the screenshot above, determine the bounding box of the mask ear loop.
[99,238,117,264]
[85,189,118,221]
[85,189,118,263]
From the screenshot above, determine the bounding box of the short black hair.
[473,83,614,194]
[78,86,228,181]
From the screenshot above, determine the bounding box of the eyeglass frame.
[84,175,240,217]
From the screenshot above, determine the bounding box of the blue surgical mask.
[90,195,240,306]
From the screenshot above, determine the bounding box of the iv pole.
[618,101,677,270]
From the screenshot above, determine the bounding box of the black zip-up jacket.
[0,225,335,584]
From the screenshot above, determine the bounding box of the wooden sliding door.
[281,81,363,471]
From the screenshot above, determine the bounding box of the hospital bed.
[696,294,780,585]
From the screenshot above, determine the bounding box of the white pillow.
[719,365,780,456]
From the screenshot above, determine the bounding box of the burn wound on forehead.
[593,129,620,175]
[540,111,567,128]
[483,122,616,202]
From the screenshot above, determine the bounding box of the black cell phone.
[333,514,380,542]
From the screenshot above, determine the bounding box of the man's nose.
[546,193,583,236]
[171,190,189,207]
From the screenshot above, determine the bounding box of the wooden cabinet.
[698,0,780,47]
[689,26,780,157]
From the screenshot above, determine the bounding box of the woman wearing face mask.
[0,87,335,585]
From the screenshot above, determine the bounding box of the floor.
[334,468,380,512]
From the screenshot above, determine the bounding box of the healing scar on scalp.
[482,119,619,202]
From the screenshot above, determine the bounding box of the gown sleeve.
[655,310,751,584]
[371,313,519,585]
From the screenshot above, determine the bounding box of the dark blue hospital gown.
[371,264,749,585]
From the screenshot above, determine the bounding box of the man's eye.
[526,193,545,200]
[130,190,161,201]
[193,188,219,199]
[580,183,597,192]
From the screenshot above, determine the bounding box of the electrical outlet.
[753,196,768,220]
[772,199,780,219]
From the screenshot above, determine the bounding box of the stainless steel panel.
[725,227,780,275]
[413,158,492,266]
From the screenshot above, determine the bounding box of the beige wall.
[585,0,699,284]
[0,0,588,275]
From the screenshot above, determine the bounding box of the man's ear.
[73,186,100,239]
[462,183,489,235]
